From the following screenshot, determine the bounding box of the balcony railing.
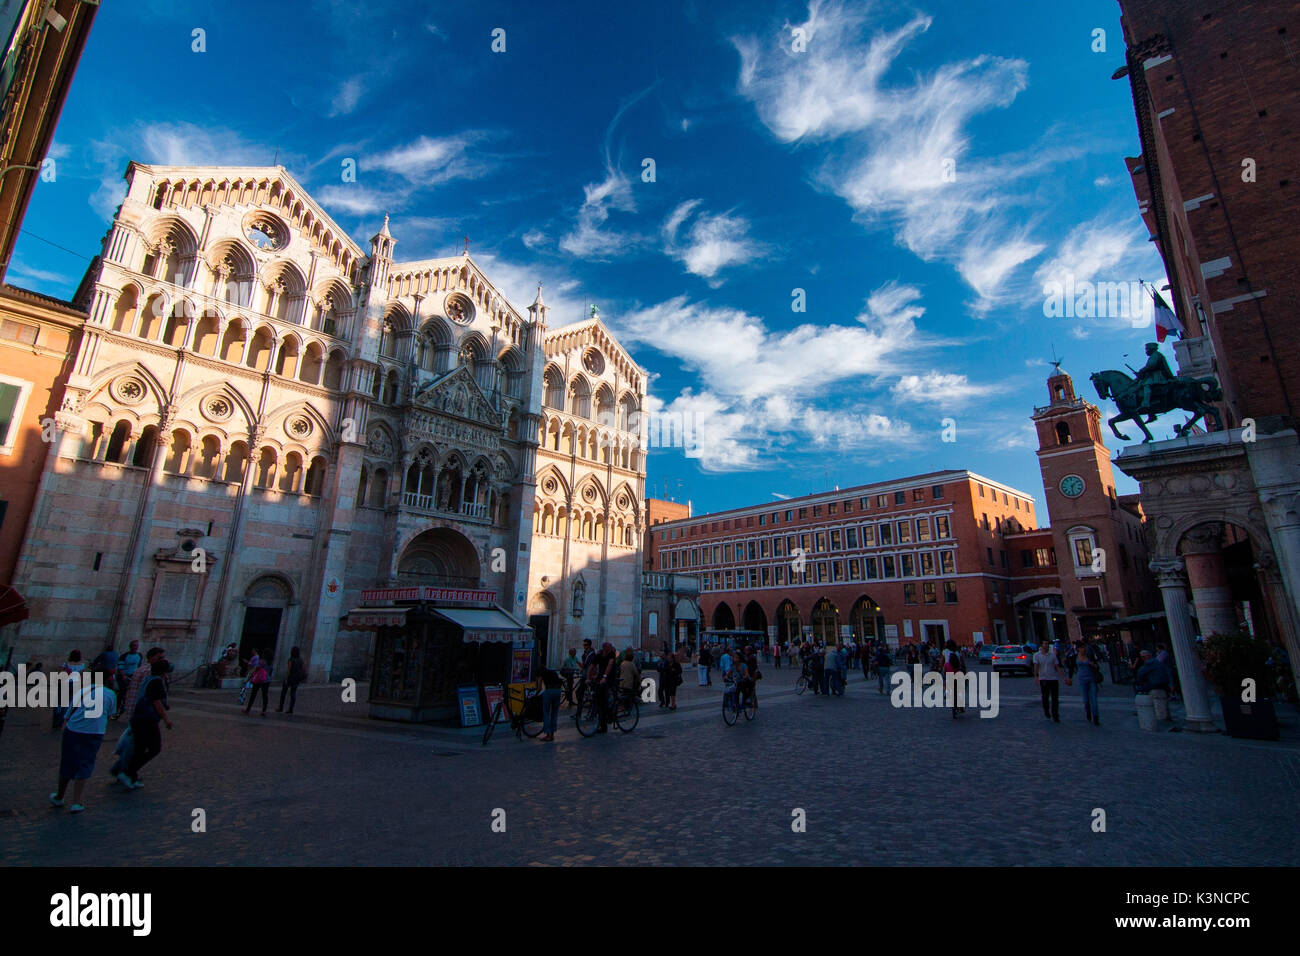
[401,492,490,521]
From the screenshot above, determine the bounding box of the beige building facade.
[10,162,647,681]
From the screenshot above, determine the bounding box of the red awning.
[0,586,29,628]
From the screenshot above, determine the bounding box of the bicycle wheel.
[722,691,739,726]
[575,694,601,737]
[743,692,757,721]
[519,701,544,738]
[615,696,639,733]
[796,675,808,695]
[481,700,503,746]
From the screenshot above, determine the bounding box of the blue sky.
[12,0,1177,522]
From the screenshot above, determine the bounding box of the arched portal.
[397,528,480,588]
[776,599,801,643]
[239,575,292,675]
[850,594,885,643]
[711,603,736,630]
[742,600,767,634]
[811,597,840,645]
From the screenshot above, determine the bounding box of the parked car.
[977,644,994,665]
[992,644,1034,676]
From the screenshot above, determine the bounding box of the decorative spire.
[378,212,391,238]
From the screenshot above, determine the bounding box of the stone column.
[1181,523,1239,638]
[1150,557,1216,732]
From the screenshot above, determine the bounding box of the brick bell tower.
[1032,366,1149,642]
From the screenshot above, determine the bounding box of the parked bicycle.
[481,684,544,745]
[795,659,816,695]
[575,685,639,736]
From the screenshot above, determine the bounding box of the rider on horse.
[1134,343,1174,421]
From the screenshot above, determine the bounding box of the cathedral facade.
[10,163,646,682]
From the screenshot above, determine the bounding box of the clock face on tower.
[1059,474,1086,498]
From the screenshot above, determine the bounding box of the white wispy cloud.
[662,200,765,281]
[330,76,366,116]
[559,164,642,259]
[367,133,492,184]
[613,282,931,469]
[733,1,1045,310]
[891,371,1001,406]
[316,184,400,217]
[558,89,653,260]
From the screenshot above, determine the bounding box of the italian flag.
[1147,282,1184,342]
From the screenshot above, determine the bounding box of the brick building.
[1032,366,1160,642]
[648,471,1043,651]
[1109,0,1300,729]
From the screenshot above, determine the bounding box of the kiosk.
[341,587,533,723]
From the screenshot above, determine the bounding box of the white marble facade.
[11,163,647,680]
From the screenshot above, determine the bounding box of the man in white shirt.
[1033,640,1069,723]
[50,674,117,813]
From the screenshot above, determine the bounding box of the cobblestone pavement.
[3,665,1298,866]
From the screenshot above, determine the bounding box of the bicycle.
[481,684,544,745]
[723,676,757,725]
[575,684,639,737]
[795,661,816,695]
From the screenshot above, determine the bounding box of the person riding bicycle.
[728,657,755,709]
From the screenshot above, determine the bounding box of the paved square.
[3,667,1298,866]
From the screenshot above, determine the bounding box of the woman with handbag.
[1076,643,1102,726]
[663,651,683,710]
[243,654,272,717]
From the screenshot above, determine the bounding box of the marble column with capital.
[1150,556,1216,732]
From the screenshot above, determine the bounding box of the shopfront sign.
[360,586,496,606]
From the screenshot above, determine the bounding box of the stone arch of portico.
[1155,511,1275,567]
[1013,587,1064,606]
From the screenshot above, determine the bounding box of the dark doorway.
[529,614,550,671]
[239,606,282,674]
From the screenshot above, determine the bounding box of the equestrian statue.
[1089,342,1223,443]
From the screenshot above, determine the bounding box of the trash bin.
[1135,693,1156,731]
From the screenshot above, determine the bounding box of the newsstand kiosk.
[342,586,533,723]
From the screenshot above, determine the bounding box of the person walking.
[538,664,564,741]
[593,643,618,733]
[1033,640,1068,723]
[698,644,713,686]
[822,643,839,696]
[52,650,86,729]
[1076,643,1101,726]
[944,640,967,718]
[772,642,781,670]
[243,654,272,717]
[663,650,683,710]
[119,659,173,789]
[1134,650,1173,721]
[116,640,143,713]
[1156,643,1180,701]
[277,646,307,714]
[49,672,116,813]
[874,643,893,694]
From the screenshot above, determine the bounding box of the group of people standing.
[48,643,174,813]
[1031,638,1180,726]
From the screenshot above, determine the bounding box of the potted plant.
[1200,632,1279,740]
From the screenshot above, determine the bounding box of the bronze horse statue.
[1090,369,1223,443]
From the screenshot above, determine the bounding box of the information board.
[457,685,482,727]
